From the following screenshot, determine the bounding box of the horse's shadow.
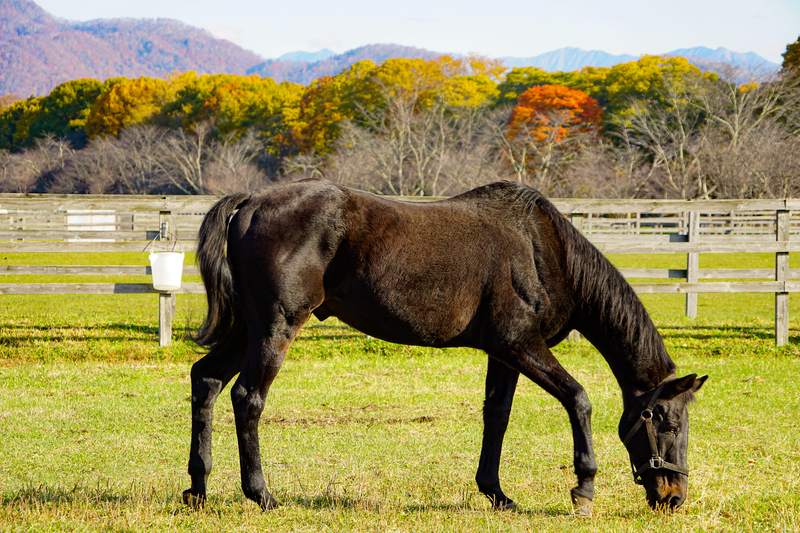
[283,493,569,518]
[658,324,795,342]
[5,483,581,518]
[0,323,160,345]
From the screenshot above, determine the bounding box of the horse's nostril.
[667,493,685,509]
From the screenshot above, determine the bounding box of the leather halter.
[622,381,689,485]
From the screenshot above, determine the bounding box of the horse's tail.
[192,191,251,350]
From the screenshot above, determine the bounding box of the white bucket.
[149,250,184,291]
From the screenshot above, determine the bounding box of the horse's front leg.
[476,356,520,510]
[507,336,597,516]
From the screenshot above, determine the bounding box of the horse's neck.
[534,193,676,397]
[574,279,676,398]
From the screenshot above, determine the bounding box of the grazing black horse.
[184,178,707,514]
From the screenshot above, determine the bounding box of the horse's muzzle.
[646,484,687,510]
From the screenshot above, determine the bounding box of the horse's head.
[618,373,708,510]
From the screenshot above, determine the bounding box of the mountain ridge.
[0,0,781,97]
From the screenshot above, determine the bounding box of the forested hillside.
[2,41,799,200]
[0,0,267,97]
[0,0,446,97]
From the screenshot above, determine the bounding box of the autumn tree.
[0,96,43,150]
[583,56,704,114]
[28,79,107,148]
[783,35,800,72]
[161,72,303,142]
[501,84,603,191]
[84,77,171,138]
[283,60,378,155]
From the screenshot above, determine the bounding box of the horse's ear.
[663,374,708,400]
[692,375,709,393]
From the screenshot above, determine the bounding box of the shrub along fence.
[1,193,800,347]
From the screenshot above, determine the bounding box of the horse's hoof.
[182,489,206,510]
[262,495,280,511]
[495,499,517,511]
[570,490,593,517]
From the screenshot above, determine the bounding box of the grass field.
[0,253,799,531]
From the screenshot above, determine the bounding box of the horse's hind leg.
[231,316,303,510]
[476,356,520,510]
[183,339,247,508]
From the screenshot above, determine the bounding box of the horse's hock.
[2,193,800,346]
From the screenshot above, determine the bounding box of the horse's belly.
[313,290,476,348]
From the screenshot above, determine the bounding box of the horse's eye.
[666,425,678,435]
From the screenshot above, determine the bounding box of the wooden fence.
[2,193,800,347]
[0,194,215,347]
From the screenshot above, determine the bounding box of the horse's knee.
[567,386,592,420]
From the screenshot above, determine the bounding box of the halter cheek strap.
[622,381,689,485]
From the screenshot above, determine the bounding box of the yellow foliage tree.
[164,72,303,140]
[288,55,503,154]
[0,96,43,149]
[583,55,704,112]
[85,77,172,138]
[282,60,378,154]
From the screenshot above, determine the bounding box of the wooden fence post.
[685,211,700,318]
[158,210,174,348]
[776,208,790,346]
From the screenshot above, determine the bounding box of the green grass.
[0,253,799,531]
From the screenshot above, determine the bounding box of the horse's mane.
[507,184,677,382]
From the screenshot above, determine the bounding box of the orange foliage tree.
[501,84,603,190]
[508,84,603,142]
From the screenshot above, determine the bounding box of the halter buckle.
[649,456,664,470]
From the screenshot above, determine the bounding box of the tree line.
[2,38,800,199]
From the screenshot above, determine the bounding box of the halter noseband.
[622,381,689,485]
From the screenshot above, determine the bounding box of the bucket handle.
[144,231,183,254]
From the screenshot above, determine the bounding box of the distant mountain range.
[0,0,781,97]
[499,46,777,73]
[246,44,441,85]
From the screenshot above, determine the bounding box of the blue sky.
[34,0,800,64]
